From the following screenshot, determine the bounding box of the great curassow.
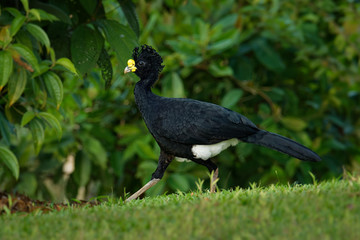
[124,45,321,201]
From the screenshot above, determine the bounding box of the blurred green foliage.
[0,0,359,201]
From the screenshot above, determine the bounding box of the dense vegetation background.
[0,0,359,201]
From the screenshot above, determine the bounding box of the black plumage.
[124,45,321,200]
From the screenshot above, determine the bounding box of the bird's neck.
[134,77,159,115]
[138,72,159,89]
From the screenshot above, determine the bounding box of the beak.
[124,59,137,74]
[124,66,132,74]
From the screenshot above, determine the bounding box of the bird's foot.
[210,168,219,193]
[126,178,160,202]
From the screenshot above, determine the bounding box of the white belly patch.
[192,138,239,160]
[174,138,239,162]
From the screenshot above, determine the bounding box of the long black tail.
[243,130,321,162]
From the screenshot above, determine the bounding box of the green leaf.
[28,9,58,22]
[96,48,113,89]
[21,111,35,127]
[0,50,13,90]
[0,26,12,49]
[5,8,22,17]
[167,37,198,56]
[135,141,158,160]
[118,0,140,37]
[110,151,124,177]
[213,14,238,29]
[71,25,104,75]
[10,43,40,73]
[97,19,138,65]
[183,56,203,66]
[29,118,44,154]
[81,135,107,169]
[49,48,56,64]
[230,56,254,81]
[25,23,51,52]
[43,71,63,110]
[5,104,23,124]
[115,124,140,136]
[208,29,240,54]
[20,0,29,12]
[196,19,210,45]
[79,0,97,15]
[221,89,243,109]
[16,173,37,196]
[122,142,137,162]
[39,112,62,139]
[73,151,92,187]
[252,39,285,73]
[209,62,233,77]
[56,58,78,75]
[0,146,19,180]
[168,173,190,192]
[0,112,11,145]
[29,9,41,21]
[136,160,158,182]
[14,29,32,49]
[30,2,69,23]
[171,72,184,98]
[10,15,26,37]
[8,67,27,107]
[31,61,50,78]
[281,117,308,132]
[328,139,346,150]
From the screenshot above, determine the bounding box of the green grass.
[1,179,360,240]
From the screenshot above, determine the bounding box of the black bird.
[124,45,321,201]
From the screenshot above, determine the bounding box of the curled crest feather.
[132,45,165,73]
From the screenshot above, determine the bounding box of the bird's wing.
[149,98,259,145]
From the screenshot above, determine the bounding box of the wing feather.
[146,98,259,145]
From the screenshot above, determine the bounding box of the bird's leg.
[126,178,160,201]
[190,158,219,193]
[126,151,173,201]
[210,168,219,193]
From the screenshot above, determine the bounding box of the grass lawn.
[1,178,360,240]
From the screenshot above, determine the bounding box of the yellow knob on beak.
[124,59,137,74]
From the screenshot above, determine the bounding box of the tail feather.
[243,130,321,162]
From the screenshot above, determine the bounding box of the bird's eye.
[139,61,145,66]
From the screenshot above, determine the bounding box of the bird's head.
[124,45,164,80]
